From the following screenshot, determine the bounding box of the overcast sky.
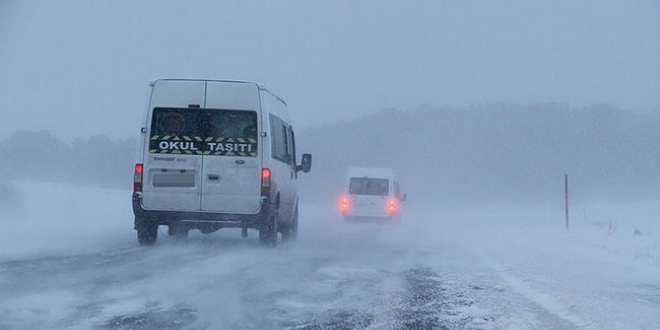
[1,1,658,142]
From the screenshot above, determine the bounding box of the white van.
[339,167,406,222]
[132,79,312,246]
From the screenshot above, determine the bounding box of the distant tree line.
[1,103,658,207]
[0,130,135,189]
[297,103,660,206]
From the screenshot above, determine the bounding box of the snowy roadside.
[412,202,660,330]
[410,200,660,271]
[3,179,656,269]
[0,180,135,262]
[564,200,660,269]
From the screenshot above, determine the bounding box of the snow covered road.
[0,182,658,329]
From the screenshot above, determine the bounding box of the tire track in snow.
[285,267,480,330]
[456,240,592,330]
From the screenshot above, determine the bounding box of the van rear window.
[349,178,389,196]
[149,108,258,156]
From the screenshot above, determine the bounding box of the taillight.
[261,168,271,196]
[134,164,143,192]
[340,196,350,212]
[388,198,397,213]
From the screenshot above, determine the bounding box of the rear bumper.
[341,210,394,218]
[342,211,401,222]
[132,193,270,230]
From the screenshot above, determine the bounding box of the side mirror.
[297,153,312,173]
[400,194,407,202]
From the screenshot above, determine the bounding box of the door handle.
[208,175,219,181]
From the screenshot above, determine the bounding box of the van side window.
[290,129,297,166]
[394,181,401,198]
[270,114,292,164]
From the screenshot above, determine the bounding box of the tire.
[168,222,189,239]
[137,225,158,245]
[282,205,298,242]
[259,210,278,247]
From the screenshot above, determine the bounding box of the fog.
[2,103,658,209]
[1,180,658,329]
[2,1,657,205]
[299,103,660,206]
[1,1,659,143]
[1,2,659,329]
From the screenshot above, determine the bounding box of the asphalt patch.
[392,267,475,330]
[101,303,198,330]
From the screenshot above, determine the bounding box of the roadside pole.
[565,174,569,232]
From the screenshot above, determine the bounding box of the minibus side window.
[290,130,297,167]
[270,114,292,165]
[394,181,401,198]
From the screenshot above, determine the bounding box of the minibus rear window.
[149,108,258,156]
[349,178,389,196]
